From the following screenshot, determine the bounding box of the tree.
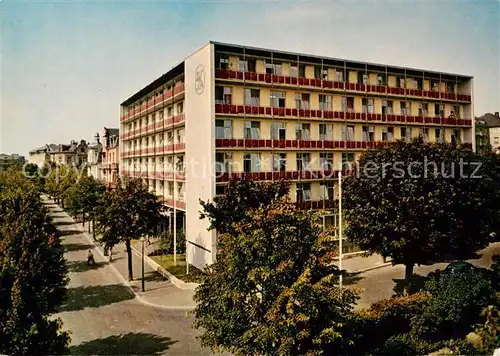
[342,138,499,290]
[194,194,358,355]
[200,175,290,235]
[96,178,165,280]
[0,171,69,354]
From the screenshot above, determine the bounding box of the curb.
[130,245,199,291]
[48,201,196,311]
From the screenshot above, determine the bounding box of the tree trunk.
[82,212,85,227]
[404,262,414,295]
[88,218,91,233]
[126,239,133,281]
[92,218,96,240]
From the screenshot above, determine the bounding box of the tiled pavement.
[45,198,210,355]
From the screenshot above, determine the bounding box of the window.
[362,98,375,114]
[243,153,261,172]
[358,72,368,84]
[244,121,260,139]
[215,86,232,105]
[341,97,354,112]
[320,182,334,200]
[265,61,282,75]
[419,103,429,117]
[400,101,411,116]
[238,58,256,72]
[176,155,184,172]
[176,102,183,114]
[216,55,229,69]
[319,152,333,171]
[335,69,344,82]
[167,156,173,171]
[167,106,172,117]
[299,64,306,77]
[177,182,185,200]
[215,185,226,196]
[432,81,440,92]
[152,112,156,122]
[435,128,443,143]
[296,153,311,171]
[296,183,312,202]
[377,74,386,86]
[244,88,260,106]
[270,91,285,108]
[319,123,333,140]
[362,126,375,142]
[453,105,461,118]
[270,122,287,140]
[446,82,454,93]
[215,119,232,139]
[168,181,174,196]
[401,127,412,141]
[397,77,405,89]
[295,93,310,109]
[382,100,393,114]
[341,153,355,170]
[435,104,444,117]
[342,125,355,141]
[290,64,298,77]
[451,128,461,144]
[176,128,184,143]
[272,153,286,172]
[319,95,332,110]
[167,131,173,143]
[382,127,395,142]
[296,123,311,140]
[414,79,423,90]
[215,152,232,174]
[314,66,328,80]
[419,128,429,142]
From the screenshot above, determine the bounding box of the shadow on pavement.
[392,274,429,296]
[143,272,165,283]
[53,221,76,226]
[64,243,94,252]
[67,260,108,273]
[58,230,83,237]
[343,272,364,286]
[69,332,176,355]
[59,284,135,312]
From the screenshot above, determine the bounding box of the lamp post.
[140,236,146,292]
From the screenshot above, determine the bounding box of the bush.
[158,230,186,255]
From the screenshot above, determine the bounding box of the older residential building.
[87,133,103,179]
[101,127,120,188]
[120,41,474,270]
[29,140,89,167]
[0,154,25,171]
[29,144,57,167]
[475,112,500,155]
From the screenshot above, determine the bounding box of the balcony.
[215,69,472,103]
[120,83,185,122]
[120,115,186,142]
[216,170,353,183]
[214,104,473,127]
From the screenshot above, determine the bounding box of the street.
[48,202,212,356]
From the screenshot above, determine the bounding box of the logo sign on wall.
[195,64,205,95]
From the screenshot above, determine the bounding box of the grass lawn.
[150,254,204,284]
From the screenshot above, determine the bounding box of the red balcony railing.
[214,104,473,127]
[216,170,352,183]
[214,69,472,103]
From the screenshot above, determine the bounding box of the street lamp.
[140,236,146,292]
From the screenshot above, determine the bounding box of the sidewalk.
[334,253,392,273]
[45,196,196,310]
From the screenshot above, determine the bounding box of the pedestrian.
[87,250,95,265]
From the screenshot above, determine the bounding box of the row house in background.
[475,112,500,155]
[100,127,120,188]
[87,133,102,179]
[119,41,474,271]
[29,141,88,167]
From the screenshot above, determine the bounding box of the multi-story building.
[87,133,103,179]
[100,127,120,188]
[29,140,89,168]
[475,112,500,155]
[29,144,57,167]
[0,154,25,172]
[120,41,474,270]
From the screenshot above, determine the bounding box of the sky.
[2,0,499,156]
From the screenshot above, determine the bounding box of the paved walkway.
[44,197,210,355]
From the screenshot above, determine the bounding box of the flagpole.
[338,170,343,288]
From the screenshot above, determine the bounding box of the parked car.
[443,261,476,275]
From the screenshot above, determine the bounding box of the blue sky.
[2,0,499,156]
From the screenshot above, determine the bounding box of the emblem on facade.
[195,64,205,95]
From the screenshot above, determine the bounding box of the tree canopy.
[342,138,500,287]
[194,178,357,355]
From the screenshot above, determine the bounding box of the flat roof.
[210,41,473,80]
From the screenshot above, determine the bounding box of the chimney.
[495,112,499,118]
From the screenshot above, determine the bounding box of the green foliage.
[200,175,290,235]
[44,165,80,208]
[343,138,500,286]
[194,192,358,355]
[95,177,166,280]
[158,230,186,255]
[411,267,497,342]
[0,171,70,354]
